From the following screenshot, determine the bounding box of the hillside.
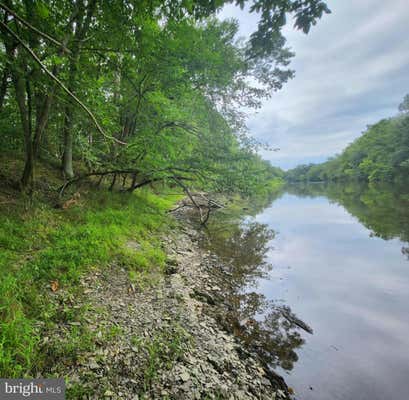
[285,96,409,183]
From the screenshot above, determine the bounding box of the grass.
[0,183,181,378]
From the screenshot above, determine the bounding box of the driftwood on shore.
[169,191,224,225]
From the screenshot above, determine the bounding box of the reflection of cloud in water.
[201,182,409,400]
[266,236,312,265]
[336,302,409,348]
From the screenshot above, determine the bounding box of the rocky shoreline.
[46,206,291,399]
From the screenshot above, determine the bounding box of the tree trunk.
[0,67,9,112]
[97,175,104,187]
[129,172,138,191]
[109,173,117,191]
[33,90,54,158]
[21,140,34,190]
[62,106,74,178]
[13,67,33,191]
[61,0,96,179]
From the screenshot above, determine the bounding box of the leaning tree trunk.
[33,90,54,159]
[21,139,34,190]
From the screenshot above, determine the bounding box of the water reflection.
[286,182,409,261]
[251,182,409,400]
[202,210,307,371]
[198,181,409,398]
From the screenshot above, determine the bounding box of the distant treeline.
[285,95,409,184]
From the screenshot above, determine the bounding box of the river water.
[203,183,409,400]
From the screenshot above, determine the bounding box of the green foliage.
[0,0,327,378]
[286,98,409,184]
[0,0,320,195]
[0,275,38,378]
[286,181,409,244]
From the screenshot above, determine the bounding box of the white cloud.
[219,0,409,169]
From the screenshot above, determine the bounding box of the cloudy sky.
[219,0,409,170]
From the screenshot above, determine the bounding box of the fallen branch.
[59,169,139,195]
[59,168,193,196]
[128,175,193,192]
[172,177,206,223]
[167,203,197,213]
[281,310,313,334]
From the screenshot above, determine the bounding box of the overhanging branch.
[0,19,126,146]
[0,2,71,54]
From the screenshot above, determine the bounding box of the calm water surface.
[204,183,409,400]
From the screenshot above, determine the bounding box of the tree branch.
[0,19,126,145]
[0,2,71,54]
[58,168,193,196]
[172,176,206,224]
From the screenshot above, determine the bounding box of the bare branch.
[58,168,193,196]
[172,176,205,223]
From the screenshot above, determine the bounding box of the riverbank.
[47,199,290,399]
[0,169,290,399]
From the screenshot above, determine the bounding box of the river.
[202,182,409,400]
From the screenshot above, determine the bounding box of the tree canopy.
[0,0,329,196]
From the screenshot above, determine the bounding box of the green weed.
[0,188,180,377]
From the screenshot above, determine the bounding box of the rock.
[88,359,100,370]
[165,264,178,275]
[45,213,291,400]
[191,289,217,305]
[207,355,224,373]
[166,256,179,266]
[180,371,191,382]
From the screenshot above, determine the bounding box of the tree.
[285,99,409,184]
[398,93,409,114]
[0,0,329,194]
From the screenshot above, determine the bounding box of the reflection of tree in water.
[203,216,307,371]
[206,221,274,287]
[198,183,409,373]
[286,181,409,261]
[219,293,306,371]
